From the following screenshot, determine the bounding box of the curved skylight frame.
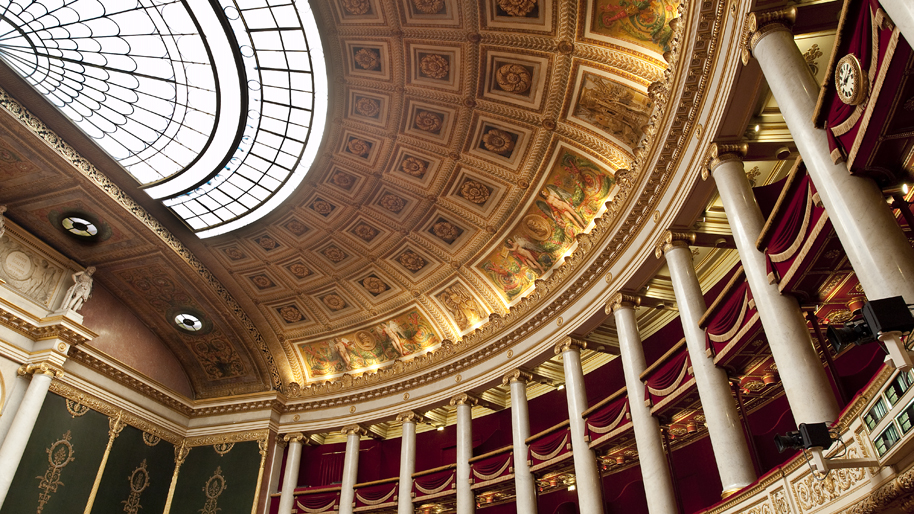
[0,0,327,238]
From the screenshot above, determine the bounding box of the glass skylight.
[0,0,327,237]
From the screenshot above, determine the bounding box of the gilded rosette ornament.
[36,431,75,514]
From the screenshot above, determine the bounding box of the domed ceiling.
[0,0,696,399]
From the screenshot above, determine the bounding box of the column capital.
[606,292,642,315]
[17,362,63,378]
[655,231,695,259]
[282,432,306,443]
[395,410,421,424]
[341,424,368,437]
[742,7,797,64]
[502,369,533,385]
[706,142,748,177]
[554,337,587,356]
[449,392,478,407]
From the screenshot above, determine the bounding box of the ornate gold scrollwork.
[341,424,368,436]
[554,337,587,356]
[395,410,421,424]
[18,362,63,379]
[122,459,150,514]
[742,7,797,65]
[449,392,478,407]
[37,430,75,514]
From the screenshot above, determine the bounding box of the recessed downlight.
[175,313,203,332]
[61,216,98,237]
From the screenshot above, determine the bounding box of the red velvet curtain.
[294,490,340,511]
[318,452,345,485]
[354,481,398,506]
[643,349,690,406]
[471,451,512,481]
[765,175,814,281]
[413,468,455,497]
[705,281,750,355]
[585,396,628,441]
[528,428,570,465]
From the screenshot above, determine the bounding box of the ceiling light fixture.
[175,313,204,332]
[61,216,98,238]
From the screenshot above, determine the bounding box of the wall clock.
[835,54,868,105]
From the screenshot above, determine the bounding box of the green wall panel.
[88,424,175,514]
[0,393,109,514]
[170,440,263,514]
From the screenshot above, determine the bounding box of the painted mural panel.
[478,145,616,302]
[590,0,679,53]
[297,308,441,380]
[571,71,652,148]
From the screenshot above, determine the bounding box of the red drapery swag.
[294,489,340,511]
[354,481,398,506]
[471,451,513,482]
[412,468,456,497]
[585,396,629,442]
[643,349,691,407]
[705,280,752,356]
[765,175,821,284]
[528,427,571,466]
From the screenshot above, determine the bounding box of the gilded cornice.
[654,231,696,259]
[502,369,533,385]
[184,429,269,448]
[0,303,95,347]
[48,380,181,445]
[606,292,642,314]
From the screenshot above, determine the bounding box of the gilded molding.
[654,231,696,259]
[553,337,587,355]
[501,369,533,385]
[449,392,478,407]
[18,362,63,378]
[282,432,306,443]
[395,410,421,424]
[606,292,642,315]
[742,7,797,65]
[185,429,269,448]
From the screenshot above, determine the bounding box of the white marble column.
[396,411,418,514]
[554,338,604,514]
[747,9,914,305]
[658,234,757,495]
[503,370,537,514]
[450,393,476,514]
[339,425,364,514]
[880,0,914,58]
[0,374,29,448]
[709,145,839,424]
[609,295,678,514]
[277,433,305,514]
[0,363,61,508]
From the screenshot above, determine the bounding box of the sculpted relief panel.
[0,233,65,307]
[297,308,441,381]
[569,68,653,150]
[478,144,616,302]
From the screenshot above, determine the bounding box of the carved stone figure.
[439,284,484,331]
[62,266,95,312]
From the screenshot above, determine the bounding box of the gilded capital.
[655,231,695,259]
[449,392,478,407]
[606,292,641,315]
[742,7,797,64]
[341,424,367,436]
[706,142,748,176]
[174,440,190,466]
[283,432,306,443]
[396,411,421,424]
[554,337,586,355]
[17,362,63,379]
[502,369,533,385]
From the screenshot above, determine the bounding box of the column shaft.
[339,432,361,514]
[711,155,839,424]
[752,24,914,304]
[0,369,54,508]
[398,420,417,514]
[664,242,756,494]
[612,303,679,514]
[558,343,604,514]
[456,402,474,514]
[878,1,914,79]
[508,377,537,513]
[0,375,28,448]
[277,437,303,514]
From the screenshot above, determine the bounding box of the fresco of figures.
[479,146,615,302]
[298,308,441,380]
[590,0,680,54]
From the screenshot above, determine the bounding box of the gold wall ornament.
[395,410,421,424]
[162,441,190,514]
[606,292,642,314]
[506,349,513,359]
[213,442,235,456]
[200,467,227,514]
[18,362,63,379]
[83,412,126,514]
[341,424,368,437]
[403,392,410,401]
[121,459,150,514]
[142,433,161,447]
[706,142,748,174]
[742,7,797,65]
[556,316,563,327]
[283,433,306,444]
[37,430,75,514]
[65,399,90,418]
[349,405,357,414]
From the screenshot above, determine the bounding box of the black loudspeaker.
[863,296,914,335]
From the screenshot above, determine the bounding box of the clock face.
[835,54,866,105]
